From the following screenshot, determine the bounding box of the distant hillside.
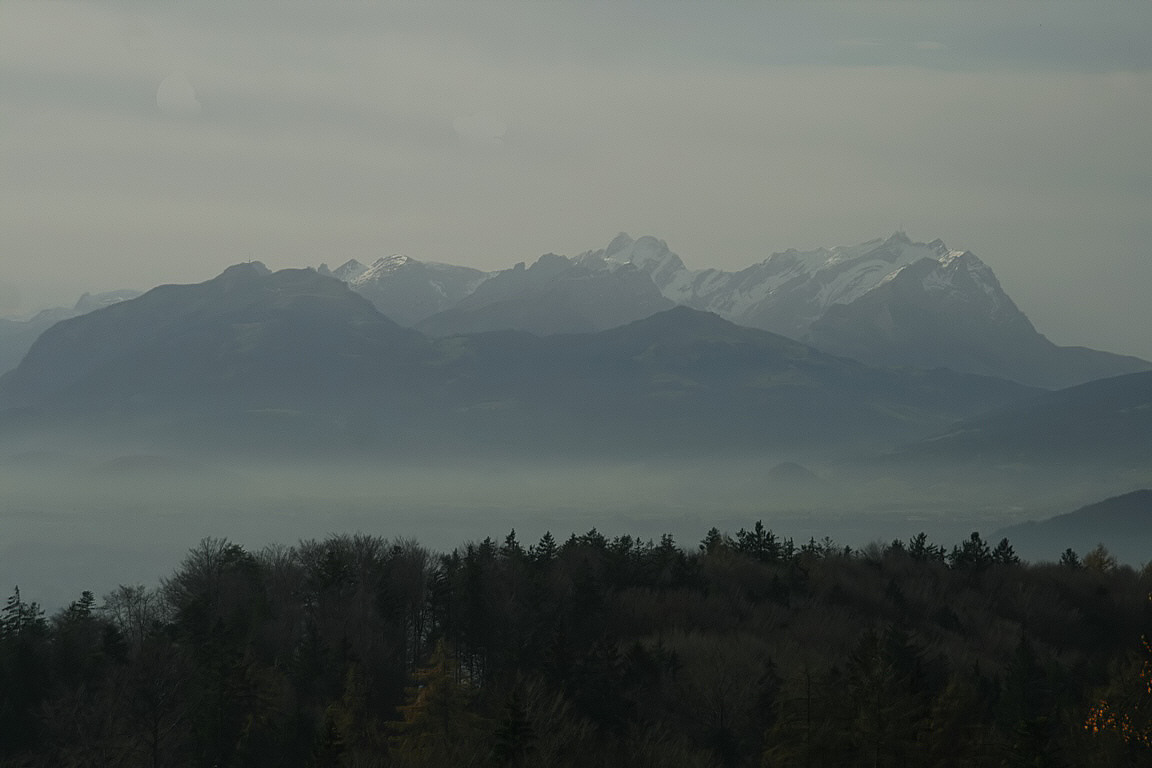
[995,490,1152,564]
[901,370,1152,468]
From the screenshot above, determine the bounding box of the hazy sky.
[2,1,1150,358]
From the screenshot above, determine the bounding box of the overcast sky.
[2,1,1150,358]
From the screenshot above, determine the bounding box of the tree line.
[2,525,1151,766]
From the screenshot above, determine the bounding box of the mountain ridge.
[0,264,1038,459]
[323,232,1148,389]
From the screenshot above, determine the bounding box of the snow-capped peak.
[745,233,952,312]
[352,254,416,286]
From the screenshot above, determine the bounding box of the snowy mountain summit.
[563,231,1147,387]
[322,232,1149,388]
[351,254,416,286]
[576,231,1019,342]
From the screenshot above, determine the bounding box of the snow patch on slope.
[574,231,1015,339]
[352,255,413,286]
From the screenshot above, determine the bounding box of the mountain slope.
[807,248,1149,388]
[0,290,141,377]
[421,305,1037,455]
[0,310,75,379]
[900,370,1152,467]
[0,264,433,417]
[994,490,1152,564]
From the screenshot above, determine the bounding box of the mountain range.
[2,243,1150,532]
[330,233,1149,389]
[1,231,1148,473]
[0,263,1039,460]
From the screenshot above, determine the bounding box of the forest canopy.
[2,526,1151,767]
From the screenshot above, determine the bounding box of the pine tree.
[735,521,780,562]
[700,527,728,555]
[991,538,1021,566]
[949,532,992,570]
[532,532,558,565]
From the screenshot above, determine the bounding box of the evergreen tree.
[991,538,1022,566]
[1059,548,1082,568]
[907,532,946,562]
[949,532,992,570]
[700,527,728,555]
[735,521,780,563]
[532,531,558,565]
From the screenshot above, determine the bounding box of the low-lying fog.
[2,450,1148,611]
